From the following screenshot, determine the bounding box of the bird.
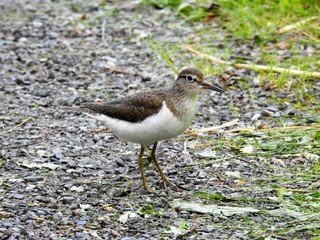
[71,67,223,192]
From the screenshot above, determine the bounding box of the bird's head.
[176,67,224,96]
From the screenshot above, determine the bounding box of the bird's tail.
[61,106,98,115]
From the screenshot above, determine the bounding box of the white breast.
[85,101,196,145]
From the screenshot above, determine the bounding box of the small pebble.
[61,196,75,204]
[24,176,43,182]
[13,194,24,199]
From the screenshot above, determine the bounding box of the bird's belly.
[92,103,195,145]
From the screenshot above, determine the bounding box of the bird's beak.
[199,81,224,93]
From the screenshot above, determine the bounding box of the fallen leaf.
[0,211,13,218]
[225,171,241,178]
[59,224,76,230]
[170,201,259,216]
[234,179,245,185]
[169,226,188,236]
[193,141,213,149]
[19,162,59,170]
[301,152,320,161]
[265,40,292,50]
[240,145,255,154]
[269,208,320,221]
[75,28,83,37]
[102,205,115,212]
[80,204,92,210]
[70,186,84,192]
[119,212,139,224]
[32,216,45,223]
[195,149,217,158]
[97,215,111,223]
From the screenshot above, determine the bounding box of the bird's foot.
[172,183,190,191]
[162,178,172,188]
[143,183,156,193]
[160,177,190,192]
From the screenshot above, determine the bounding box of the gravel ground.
[1,1,319,239]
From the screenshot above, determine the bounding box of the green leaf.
[309,192,320,198]
[138,204,155,215]
[178,220,189,230]
[157,47,177,74]
[314,131,320,142]
[141,0,181,9]
[193,191,227,201]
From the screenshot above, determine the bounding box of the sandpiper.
[73,67,223,192]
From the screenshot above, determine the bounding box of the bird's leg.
[151,142,171,187]
[138,145,154,193]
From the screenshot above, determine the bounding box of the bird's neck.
[166,86,198,119]
[169,84,198,99]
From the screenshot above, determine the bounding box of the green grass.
[217,0,319,40]
[142,0,319,116]
[142,0,319,41]
[226,128,320,156]
[182,126,320,238]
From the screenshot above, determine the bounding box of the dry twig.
[88,127,112,133]
[278,16,318,34]
[225,125,320,133]
[196,119,239,133]
[185,119,239,135]
[101,19,109,47]
[0,117,32,136]
[111,68,130,75]
[0,117,12,121]
[184,46,320,78]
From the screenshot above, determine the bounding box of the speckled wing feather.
[80,91,168,123]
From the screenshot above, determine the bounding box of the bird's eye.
[186,75,194,82]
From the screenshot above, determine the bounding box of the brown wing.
[80,91,167,123]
